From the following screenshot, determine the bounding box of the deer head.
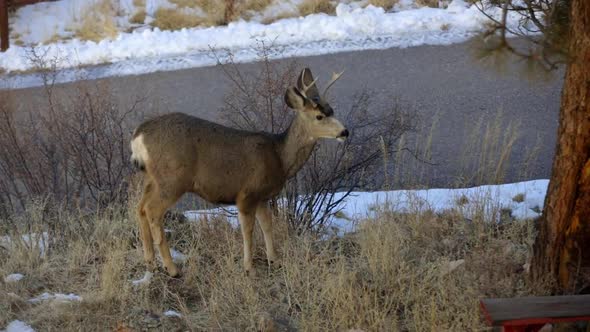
[284,68,349,142]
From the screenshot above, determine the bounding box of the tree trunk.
[531,0,590,293]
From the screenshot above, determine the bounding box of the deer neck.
[279,113,317,179]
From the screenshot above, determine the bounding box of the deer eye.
[312,96,320,103]
[316,115,324,121]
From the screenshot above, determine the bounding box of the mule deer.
[130,68,348,279]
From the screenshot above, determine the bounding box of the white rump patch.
[130,134,149,164]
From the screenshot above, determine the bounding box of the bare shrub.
[0,51,143,217]
[215,46,415,233]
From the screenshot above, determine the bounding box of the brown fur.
[131,68,348,276]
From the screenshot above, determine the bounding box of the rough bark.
[532,0,590,293]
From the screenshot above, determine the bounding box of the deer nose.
[340,129,349,138]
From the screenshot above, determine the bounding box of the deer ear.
[297,68,320,97]
[284,87,306,110]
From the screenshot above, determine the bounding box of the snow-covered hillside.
[0,0,521,88]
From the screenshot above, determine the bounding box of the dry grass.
[152,8,205,31]
[73,0,118,42]
[512,193,526,203]
[169,0,201,8]
[129,8,147,25]
[0,192,550,330]
[298,0,336,16]
[193,0,228,25]
[416,0,440,7]
[456,109,520,186]
[241,0,273,12]
[367,0,400,10]
[261,11,299,24]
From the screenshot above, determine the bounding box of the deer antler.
[322,71,344,99]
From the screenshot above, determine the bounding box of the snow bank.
[0,1,522,88]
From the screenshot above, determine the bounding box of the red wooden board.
[480,295,590,327]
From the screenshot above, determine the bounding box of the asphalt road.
[4,40,563,188]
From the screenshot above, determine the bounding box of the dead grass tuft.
[241,0,273,12]
[73,0,118,42]
[129,8,147,25]
[416,0,440,7]
[194,0,228,25]
[367,0,400,10]
[298,0,335,16]
[260,11,299,24]
[512,193,526,203]
[170,0,200,8]
[152,8,205,31]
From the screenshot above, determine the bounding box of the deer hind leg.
[137,180,156,272]
[143,185,182,277]
[237,205,256,276]
[256,201,278,267]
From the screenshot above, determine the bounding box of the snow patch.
[4,273,25,283]
[163,310,182,318]
[170,249,187,264]
[185,180,548,235]
[2,320,35,332]
[131,271,153,286]
[28,292,82,304]
[0,233,49,257]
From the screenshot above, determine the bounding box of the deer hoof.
[167,265,180,278]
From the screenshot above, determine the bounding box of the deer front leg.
[238,210,256,276]
[256,202,278,267]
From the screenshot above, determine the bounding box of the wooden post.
[0,0,8,52]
